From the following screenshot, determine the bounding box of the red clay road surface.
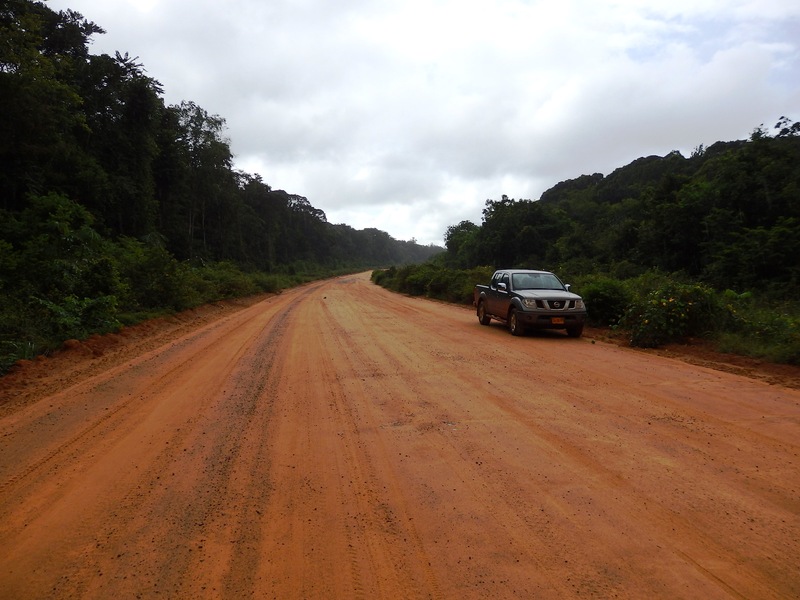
[1,272,799,599]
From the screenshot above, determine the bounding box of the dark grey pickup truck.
[474,269,587,337]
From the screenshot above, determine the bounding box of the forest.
[374,123,800,362]
[440,128,799,291]
[0,1,440,372]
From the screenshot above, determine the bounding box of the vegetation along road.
[1,273,798,599]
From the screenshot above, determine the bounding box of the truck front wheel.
[477,301,491,326]
[508,308,525,336]
[566,324,584,338]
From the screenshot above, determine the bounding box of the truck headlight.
[522,298,538,309]
[575,300,585,309]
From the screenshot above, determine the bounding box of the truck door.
[487,272,510,316]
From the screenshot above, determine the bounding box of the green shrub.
[463,266,496,302]
[200,262,260,299]
[717,330,800,365]
[426,267,470,303]
[0,297,51,373]
[34,294,121,340]
[112,238,193,311]
[371,268,393,287]
[580,276,631,326]
[250,272,283,294]
[715,295,800,364]
[620,281,720,347]
[403,264,435,295]
[371,264,494,304]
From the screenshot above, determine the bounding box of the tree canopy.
[0,1,439,269]
[440,124,800,295]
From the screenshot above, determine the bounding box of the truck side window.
[501,274,510,290]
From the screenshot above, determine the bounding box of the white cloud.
[47,0,800,245]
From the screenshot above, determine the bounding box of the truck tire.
[477,301,491,326]
[567,324,584,338]
[508,308,525,336]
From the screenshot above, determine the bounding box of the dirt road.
[1,272,799,599]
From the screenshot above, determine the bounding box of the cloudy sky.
[47,0,800,245]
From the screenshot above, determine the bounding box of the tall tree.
[0,2,101,211]
[173,100,234,259]
[73,51,164,236]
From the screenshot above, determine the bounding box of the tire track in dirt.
[243,280,442,598]
[316,281,575,598]
[461,378,759,599]
[449,335,799,599]
[362,315,641,596]
[0,293,278,499]
[1,273,798,599]
[68,284,325,599]
[0,284,316,599]
[318,295,445,599]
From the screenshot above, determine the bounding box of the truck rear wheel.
[508,308,525,336]
[477,301,491,326]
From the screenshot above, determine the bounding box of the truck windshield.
[512,273,564,290]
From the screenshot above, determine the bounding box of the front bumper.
[518,311,587,329]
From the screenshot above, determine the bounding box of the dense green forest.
[0,1,441,372]
[439,128,799,291]
[374,121,800,362]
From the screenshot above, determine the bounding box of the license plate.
[551,317,565,325]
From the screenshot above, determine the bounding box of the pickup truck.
[474,269,587,337]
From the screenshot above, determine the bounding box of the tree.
[774,116,800,138]
[73,52,164,236]
[173,100,235,258]
[0,2,99,211]
[443,220,478,268]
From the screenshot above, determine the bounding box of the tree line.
[374,120,799,361]
[442,126,799,295]
[0,1,440,371]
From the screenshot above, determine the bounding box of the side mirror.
[564,284,571,292]
[497,282,507,292]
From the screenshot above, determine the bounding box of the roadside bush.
[403,264,437,296]
[371,264,494,305]
[715,294,800,364]
[250,271,284,294]
[426,267,476,303]
[0,296,50,373]
[620,281,720,347]
[580,276,631,326]
[389,265,415,293]
[371,268,394,288]
[34,294,121,340]
[462,266,496,303]
[112,238,194,312]
[200,261,261,299]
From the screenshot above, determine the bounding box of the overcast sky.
[46,0,800,245]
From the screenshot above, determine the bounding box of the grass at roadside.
[0,262,365,375]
